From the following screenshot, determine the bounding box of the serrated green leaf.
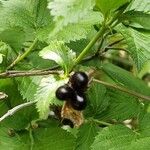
[102,63,150,96]
[28,51,57,69]
[48,0,103,42]
[0,0,51,30]
[51,11,103,43]
[121,11,150,30]
[91,125,136,150]
[17,77,42,101]
[34,75,68,119]
[33,119,75,150]
[75,122,99,150]
[0,0,53,44]
[67,39,90,54]
[128,0,150,13]
[85,82,109,118]
[91,120,150,150]
[129,137,150,150]
[117,25,150,71]
[99,89,141,121]
[39,41,76,74]
[48,0,95,27]
[0,0,34,31]
[96,0,130,17]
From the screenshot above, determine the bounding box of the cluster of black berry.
[55,71,89,110]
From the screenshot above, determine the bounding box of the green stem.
[29,126,34,150]
[7,39,38,70]
[74,25,107,65]
[91,119,112,126]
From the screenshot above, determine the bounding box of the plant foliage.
[0,0,150,149]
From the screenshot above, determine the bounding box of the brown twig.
[0,101,36,122]
[93,79,150,101]
[0,70,61,78]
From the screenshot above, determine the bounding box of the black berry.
[56,84,75,101]
[70,71,88,91]
[62,118,74,128]
[70,93,87,110]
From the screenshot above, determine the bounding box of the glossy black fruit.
[70,93,87,110]
[62,118,74,128]
[70,71,88,91]
[56,84,75,101]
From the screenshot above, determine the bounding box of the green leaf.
[85,82,110,118]
[0,0,51,30]
[0,0,53,43]
[48,0,95,27]
[121,11,150,30]
[0,28,26,52]
[91,115,150,150]
[128,0,150,12]
[117,25,150,71]
[34,75,68,119]
[0,0,34,31]
[139,113,150,137]
[17,77,42,101]
[96,0,130,17]
[102,63,150,96]
[49,11,102,42]
[48,0,103,42]
[99,89,141,121]
[39,41,76,74]
[129,137,150,150]
[33,119,75,150]
[0,101,8,117]
[0,79,25,107]
[75,122,99,150]
[28,51,57,69]
[91,125,135,150]
[0,127,29,150]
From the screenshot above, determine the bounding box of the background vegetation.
[0,0,150,149]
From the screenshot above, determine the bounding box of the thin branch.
[74,25,107,65]
[0,101,36,122]
[0,54,97,79]
[0,70,61,78]
[29,126,34,150]
[7,39,38,70]
[93,79,150,101]
[91,119,112,126]
[0,53,133,79]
